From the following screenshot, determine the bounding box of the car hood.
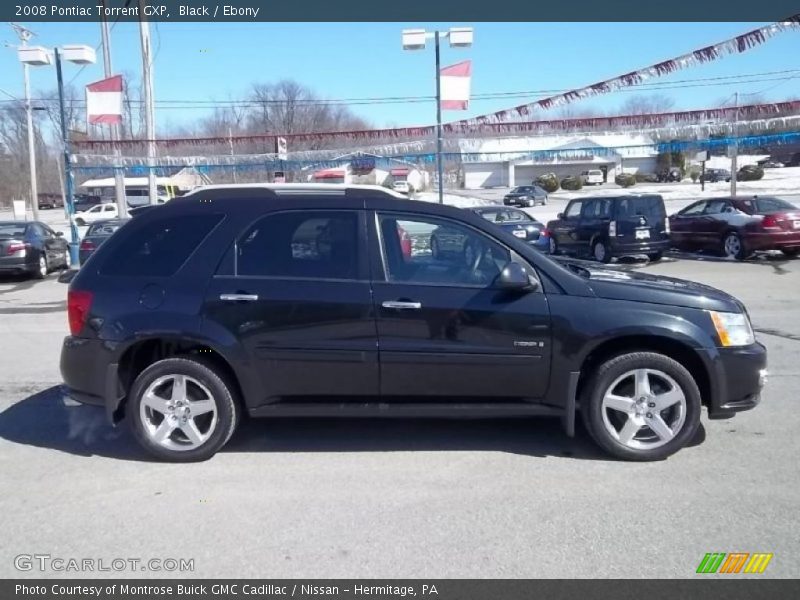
[556,259,742,312]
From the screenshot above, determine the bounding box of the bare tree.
[619,94,675,115]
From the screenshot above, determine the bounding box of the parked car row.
[0,220,71,278]
[543,194,800,263]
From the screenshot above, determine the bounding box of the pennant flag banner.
[85,75,123,126]
[70,130,800,175]
[447,15,800,128]
[71,100,800,151]
[440,61,472,110]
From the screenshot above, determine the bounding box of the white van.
[581,169,604,185]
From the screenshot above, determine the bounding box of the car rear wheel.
[33,255,47,280]
[781,248,799,258]
[549,236,558,255]
[592,239,612,263]
[581,352,701,461]
[128,357,240,462]
[647,252,663,262]
[722,231,748,260]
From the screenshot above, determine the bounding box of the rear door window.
[99,214,222,277]
[237,211,360,280]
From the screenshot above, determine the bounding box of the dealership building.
[460,134,659,189]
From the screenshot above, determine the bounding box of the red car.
[669,196,800,260]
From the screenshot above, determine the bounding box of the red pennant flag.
[86,75,123,125]
[440,60,472,110]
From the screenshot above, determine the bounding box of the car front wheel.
[581,352,702,461]
[128,357,240,462]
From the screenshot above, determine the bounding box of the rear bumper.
[706,342,767,419]
[60,336,123,422]
[0,255,34,273]
[745,230,800,251]
[609,238,671,256]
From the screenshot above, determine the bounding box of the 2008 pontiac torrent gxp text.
[60,184,767,462]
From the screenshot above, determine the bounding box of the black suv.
[547,195,671,262]
[60,185,766,462]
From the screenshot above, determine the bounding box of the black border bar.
[5,0,800,22]
[5,580,800,600]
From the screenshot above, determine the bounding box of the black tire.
[548,236,559,256]
[541,197,547,206]
[580,352,702,461]
[648,252,663,262]
[592,238,612,263]
[721,231,749,261]
[128,356,240,462]
[781,248,799,259]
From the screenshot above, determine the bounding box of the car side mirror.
[55,231,64,237]
[557,212,564,219]
[57,269,78,284]
[495,262,537,292]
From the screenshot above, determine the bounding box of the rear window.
[754,197,797,214]
[615,196,665,220]
[99,214,222,277]
[0,224,27,238]
[87,221,126,236]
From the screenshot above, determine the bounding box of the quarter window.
[237,211,359,280]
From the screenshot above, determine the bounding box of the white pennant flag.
[440,61,472,110]
[86,75,123,126]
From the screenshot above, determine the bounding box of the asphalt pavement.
[0,235,798,579]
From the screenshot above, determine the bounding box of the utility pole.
[730,91,739,197]
[12,24,39,220]
[434,31,444,204]
[100,1,127,217]
[138,0,158,205]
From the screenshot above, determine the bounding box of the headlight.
[709,310,755,347]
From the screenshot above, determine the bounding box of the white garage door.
[464,164,505,189]
[513,165,550,185]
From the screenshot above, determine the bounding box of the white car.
[393,181,411,194]
[73,202,119,226]
[581,169,605,185]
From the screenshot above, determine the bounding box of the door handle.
[220,293,259,302]
[382,300,422,310]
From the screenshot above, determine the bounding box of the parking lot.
[0,222,798,578]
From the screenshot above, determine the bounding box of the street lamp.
[19,43,96,265]
[402,27,473,204]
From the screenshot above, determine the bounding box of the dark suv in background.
[547,195,671,262]
[61,185,766,463]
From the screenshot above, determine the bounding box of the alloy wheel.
[724,233,741,259]
[39,256,47,277]
[549,237,557,255]
[600,368,687,450]
[593,241,606,262]
[139,374,218,451]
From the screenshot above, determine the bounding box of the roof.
[184,182,408,199]
[459,134,658,160]
[80,176,177,188]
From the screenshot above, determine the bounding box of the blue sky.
[2,21,799,132]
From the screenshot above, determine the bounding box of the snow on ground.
[413,191,495,208]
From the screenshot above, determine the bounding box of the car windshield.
[0,223,26,238]
[511,187,532,193]
[615,196,665,219]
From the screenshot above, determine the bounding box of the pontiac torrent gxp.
[60,185,767,462]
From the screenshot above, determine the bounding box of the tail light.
[761,214,782,228]
[397,226,412,259]
[6,241,28,256]
[664,218,671,234]
[542,228,551,238]
[609,220,617,237]
[67,290,93,336]
[79,239,96,252]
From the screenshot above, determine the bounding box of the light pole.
[730,91,739,197]
[402,27,473,204]
[10,24,40,220]
[18,44,96,265]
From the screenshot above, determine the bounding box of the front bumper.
[706,342,767,419]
